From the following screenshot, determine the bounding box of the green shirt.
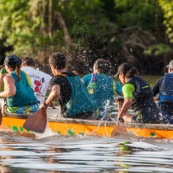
[122,83,135,99]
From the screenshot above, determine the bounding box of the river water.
[0,128,173,173]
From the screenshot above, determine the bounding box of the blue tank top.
[6,71,38,107]
[159,73,173,103]
[65,75,97,116]
[87,74,114,107]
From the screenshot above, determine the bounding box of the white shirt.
[21,66,52,104]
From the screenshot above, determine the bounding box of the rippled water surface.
[0,129,173,173]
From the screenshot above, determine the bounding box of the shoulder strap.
[55,72,66,77]
[87,73,95,86]
[56,71,78,77]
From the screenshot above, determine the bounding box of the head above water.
[166,60,173,69]
[4,55,22,77]
[49,52,66,70]
[22,57,35,67]
[115,63,138,79]
[4,55,22,68]
[93,59,111,74]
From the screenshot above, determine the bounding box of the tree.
[158,0,173,43]
[0,0,172,75]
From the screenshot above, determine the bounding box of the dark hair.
[116,63,138,78]
[49,52,66,70]
[125,67,138,78]
[94,58,111,74]
[22,57,35,67]
[4,55,22,78]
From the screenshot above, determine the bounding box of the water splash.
[91,100,117,137]
[34,125,58,139]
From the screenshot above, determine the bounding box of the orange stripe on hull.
[127,127,173,139]
[2,116,173,139]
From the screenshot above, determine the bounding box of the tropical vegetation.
[0,0,173,74]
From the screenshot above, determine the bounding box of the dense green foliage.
[158,0,173,43]
[0,0,173,74]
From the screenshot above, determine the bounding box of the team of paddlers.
[0,53,172,124]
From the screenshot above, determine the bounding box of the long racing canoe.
[1,110,173,139]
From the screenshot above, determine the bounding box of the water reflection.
[0,131,173,172]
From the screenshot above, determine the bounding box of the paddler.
[40,52,97,119]
[82,58,122,120]
[0,55,39,114]
[153,60,173,124]
[115,63,163,124]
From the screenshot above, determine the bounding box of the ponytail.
[125,67,138,78]
[10,64,21,81]
[15,65,21,80]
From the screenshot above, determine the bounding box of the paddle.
[23,108,47,133]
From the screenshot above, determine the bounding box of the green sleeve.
[122,83,135,98]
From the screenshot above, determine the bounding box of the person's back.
[51,71,97,118]
[127,75,161,123]
[7,71,38,107]
[21,57,52,104]
[1,55,38,114]
[40,52,97,119]
[159,73,173,102]
[82,59,122,119]
[115,63,162,124]
[153,60,173,124]
[86,74,114,107]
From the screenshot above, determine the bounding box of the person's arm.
[0,74,5,88]
[0,75,16,98]
[117,98,132,119]
[40,84,60,108]
[152,77,164,96]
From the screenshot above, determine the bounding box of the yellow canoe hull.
[1,114,173,139]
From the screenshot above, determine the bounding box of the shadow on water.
[0,130,173,173]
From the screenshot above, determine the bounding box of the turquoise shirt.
[82,73,122,118]
[6,71,38,107]
[83,74,122,95]
[65,74,97,115]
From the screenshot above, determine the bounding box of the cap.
[4,55,22,67]
[114,63,132,77]
[166,60,173,69]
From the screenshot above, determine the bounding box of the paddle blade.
[0,109,2,125]
[23,108,47,133]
